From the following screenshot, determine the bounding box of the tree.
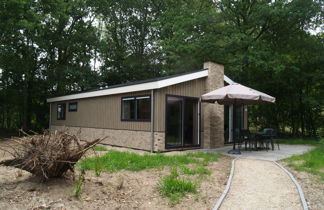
[0,0,322,137]
[94,0,163,85]
[0,0,100,130]
[215,0,323,136]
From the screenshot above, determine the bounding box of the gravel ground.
[220,159,302,210]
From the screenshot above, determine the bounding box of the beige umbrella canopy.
[201,83,275,105]
[201,83,275,155]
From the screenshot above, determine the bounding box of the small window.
[57,103,66,120]
[121,95,151,121]
[69,102,78,112]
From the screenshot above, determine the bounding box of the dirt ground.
[281,162,324,210]
[0,142,232,210]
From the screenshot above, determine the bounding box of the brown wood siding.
[50,78,206,132]
[51,91,151,131]
[154,78,206,132]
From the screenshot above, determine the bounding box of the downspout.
[198,98,201,145]
[150,89,155,153]
[229,104,233,142]
[49,103,51,130]
[244,105,248,129]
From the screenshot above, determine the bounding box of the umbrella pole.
[228,103,241,155]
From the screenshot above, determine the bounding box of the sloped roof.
[47,69,235,102]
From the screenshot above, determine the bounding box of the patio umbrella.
[201,83,275,154]
[202,83,275,105]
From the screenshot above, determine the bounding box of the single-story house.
[47,61,247,152]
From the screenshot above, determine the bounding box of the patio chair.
[262,128,273,151]
[234,128,242,150]
[271,129,280,150]
[240,129,254,151]
[262,128,279,151]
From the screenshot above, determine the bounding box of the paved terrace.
[197,144,314,161]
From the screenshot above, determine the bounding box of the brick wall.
[202,62,225,148]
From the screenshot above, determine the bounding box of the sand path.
[220,158,302,210]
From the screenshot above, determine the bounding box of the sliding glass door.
[165,96,182,147]
[165,95,199,148]
[183,98,198,146]
[224,104,245,144]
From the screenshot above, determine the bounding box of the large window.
[122,97,136,120]
[121,95,151,121]
[57,103,66,120]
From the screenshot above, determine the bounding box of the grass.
[73,170,85,199]
[278,138,320,145]
[283,144,324,181]
[159,168,197,204]
[78,150,222,172]
[182,167,211,175]
[92,146,108,151]
[78,150,222,205]
[187,152,222,162]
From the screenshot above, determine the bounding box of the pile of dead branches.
[0,130,104,180]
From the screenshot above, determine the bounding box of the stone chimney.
[202,61,224,148]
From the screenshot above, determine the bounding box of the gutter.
[150,89,155,153]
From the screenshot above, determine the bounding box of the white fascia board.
[157,70,208,88]
[47,70,208,103]
[47,82,157,103]
[224,75,235,85]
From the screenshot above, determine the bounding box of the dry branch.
[0,130,105,181]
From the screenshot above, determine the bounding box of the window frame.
[57,103,66,120]
[68,102,78,112]
[121,95,151,122]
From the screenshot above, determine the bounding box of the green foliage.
[91,146,108,176]
[93,146,108,151]
[182,167,211,176]
[93,157,102,177]
[0,0,99,130]
[0,0,323,137]
[215,0,323,137]
[159,168,197,204]
[78,150,219,204]
[78,150,220,172]
[278,138,320,145]
[185,152,222,162]
[74,170,85,199]
[79,151,190,172]
[284,145,324,181]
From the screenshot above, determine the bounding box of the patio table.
[248,132,261,150]
[253,131,275,151]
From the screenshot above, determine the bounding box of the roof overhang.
[224,75,235,85]
[48,70,211,102]
[47,70,236,103]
